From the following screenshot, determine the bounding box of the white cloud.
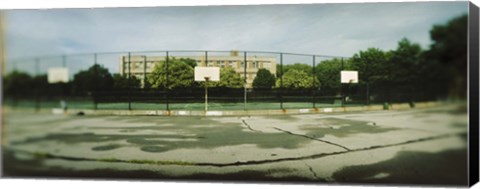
[4,2,468,74]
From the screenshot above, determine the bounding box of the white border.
[1,1,478,189]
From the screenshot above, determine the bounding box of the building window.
[264,63,270,69]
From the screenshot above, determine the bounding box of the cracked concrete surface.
[272,127,351,151]
[2,103,468,186]
[241,118,262,133]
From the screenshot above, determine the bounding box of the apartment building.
[119,51,277,88]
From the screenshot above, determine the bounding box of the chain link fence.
[3,50,431,111]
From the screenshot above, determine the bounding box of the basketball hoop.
[194,67,220,112]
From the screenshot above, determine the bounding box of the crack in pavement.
[6,132,465,169]
[302,161,320,180]
[241,119,262,133]
[273,127,351,151]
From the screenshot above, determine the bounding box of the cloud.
[4,2,468,74]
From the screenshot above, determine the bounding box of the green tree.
[422,14,467,99]
[388,38,422,100]
[276,69,319,89]
[3,71,33,97]
[72,64,114,94]
[112,74,141,89]
[351,48,390,97]
[276,63,312,78]
[252,68,276,89]
[351,48,390,83]
[147,58,195,89]
[179,58,197,68]
[31,75,51,95]
[315,58,352,95]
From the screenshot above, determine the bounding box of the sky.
[3,1,469,74]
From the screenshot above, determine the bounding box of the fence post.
[312,55,316,109]
[166,51,170,111]
[280,53,283,109]
[62,55,66,68]
[244,51,247,111]
[61,55,67,111]
[93,54,98,110]
[341,57,345,107]
[366,82,370,105]
[34,58,40,112]
[143,55,147,89]
[128,52,132,110]
[366,60,370,105]
[12,61,18,107]
[205,51,208,66]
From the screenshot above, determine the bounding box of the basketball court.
[2,103,468,184]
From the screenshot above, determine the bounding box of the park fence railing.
[3,50,438,111]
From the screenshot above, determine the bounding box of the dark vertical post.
[366,61,370,105]
[205,79,209,111]
[341,57,345,107]
[341,57,344,69]
[12,61,18,107]
[34,58,40,112]
[280,53,283,109]
[62,55,66,68]
[93,54,98,110]
[366,83,370,105]
[205,51,208,66]
[61,55,67,112]
[312,56,316,109]
[244,52,247,110]
[128,52,132,110]
[166,51,169,111]
[205,51,209,111]
[143,56,147,88]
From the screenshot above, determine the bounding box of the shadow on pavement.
[10,120,314,153]
[331,148,468,187]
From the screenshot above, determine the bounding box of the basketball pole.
[205,77,209,111]
[243,52,247,111]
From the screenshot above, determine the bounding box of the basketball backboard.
[194,67,220,81]
[48,68,69,83]
[341,70,358,83]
